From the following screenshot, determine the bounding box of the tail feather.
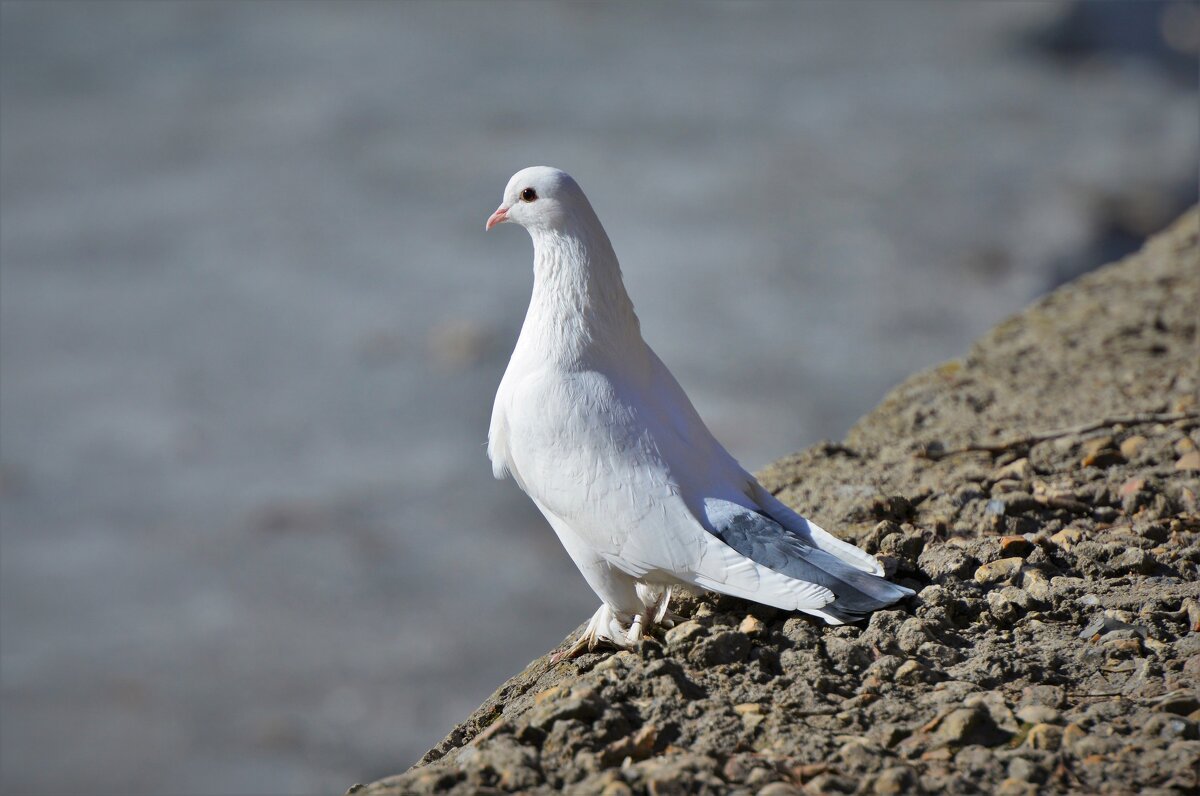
[703,497,913,623]
[751,482,886,576]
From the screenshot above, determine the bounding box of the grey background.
[1,2,1196,794]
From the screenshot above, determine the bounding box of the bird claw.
[551,604,630,663]
[552,587,683,663]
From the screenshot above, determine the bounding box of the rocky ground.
[353,208,1199,796]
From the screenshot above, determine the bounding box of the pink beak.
[485,205,509,231]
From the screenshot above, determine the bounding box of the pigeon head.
[485,166,592,234]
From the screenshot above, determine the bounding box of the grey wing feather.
[704,499,913,621]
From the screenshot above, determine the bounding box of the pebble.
[738,615,765,636]
[594,651,636,673]
[995,778,1038,796]
[1016,705,1060,725]
[1081,437,1125,468]
[964,690,1019,732]
[1141,713,1198,740]
[1024,723,1063,751]
[1049,528,1082,550]
[1154,692,1200,716]
[664,621,704,648]
[872,766,916,795]
[803,774,857,794]
[894,659,930,684]
[918,546,979,581]
[1018,568,1051,602]
[993,458,1031,481]
[975,557,1024,585]
[1108,548,1156,575]
[896,617,934,654]
[1176,450,1200,471]
[1061,723,1087,750]
[1019,685,1065,708]
[999,535,1033,558]
[929,705,1010,747]
[527,687,601,730]
[1119,435,1148,458]
[1006,756,1041,783]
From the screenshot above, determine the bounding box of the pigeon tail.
[703,498,913,624]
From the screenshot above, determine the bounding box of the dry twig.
[916,412,1198,460]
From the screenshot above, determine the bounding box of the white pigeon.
[485,166,913,659]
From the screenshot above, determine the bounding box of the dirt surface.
[353,209,1199,795]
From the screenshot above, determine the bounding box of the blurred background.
[0,1,1196,793]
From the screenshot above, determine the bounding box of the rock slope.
[353,209,1199,795]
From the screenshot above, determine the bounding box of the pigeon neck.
[524,224,643,365]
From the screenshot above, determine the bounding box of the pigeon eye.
[520,187,538,202]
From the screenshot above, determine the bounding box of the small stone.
[594,651,635,673]
[733,702,762,715]
[837,739,879,770]
[1119,476,1147,497]
[896,617,934,654]
[929,706,1011,747]
[872,723,909,749]
[1154,692,1200,715]
[1176,450,1200,471]
[994,458,1031,481]
[1049,528,1082,550]
[1119,435,1148,458]
[1108,548,1156,575]
[1141,713,1198,740]
[917,641,962,666]
[803,773,857,794]
[999,536,1033,558]
[791,763,831,782]
[1061,723,1087,750]
[1081,436,1124,468]
[738,615,765,636]
[974,557,1024,585]
[872,766,916,795]
[894,659,929,684]
[527,687,601,730]
[995,778,1038,796]
[918,545,980,582]
[964,690,1019,732]
[1007,756,1041,783]
[1024,723,1063,750]
[664,620,704,648]
[1019,568,1051,602]
[600,783,634,796]
[1019,685,1065,708]
[1016,705,1060,725]
[756,785,801,796]
[600,724,658,766]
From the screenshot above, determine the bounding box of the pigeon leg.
[625,612,644,645]
[551,604,634,663]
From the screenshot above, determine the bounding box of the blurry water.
[0,2,1195,794]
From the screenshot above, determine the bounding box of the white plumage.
[485,166,912,657]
